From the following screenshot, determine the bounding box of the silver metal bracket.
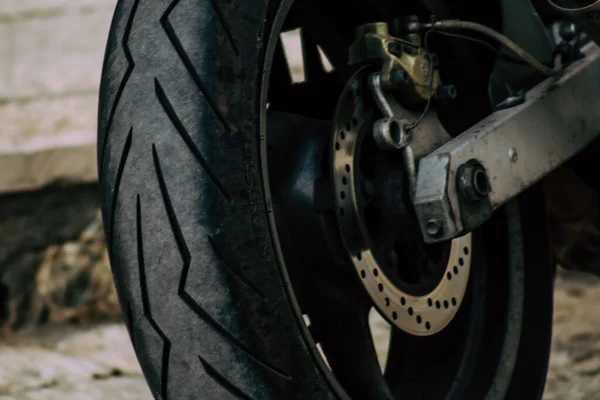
[414,42,600,243]
[367,73,452,196]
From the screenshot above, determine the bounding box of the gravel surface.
[545,271,600,399]
[0,323,151,400]
[2,264,600,399]
[0,212,597,398]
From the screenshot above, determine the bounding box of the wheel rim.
[259,1,551,398]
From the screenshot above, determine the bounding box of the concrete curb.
[0,141,96,194]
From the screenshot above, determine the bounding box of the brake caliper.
[348,22,455,106]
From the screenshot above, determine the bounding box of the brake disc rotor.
[332,67,472,336]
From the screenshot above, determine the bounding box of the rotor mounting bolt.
[390,68,411,88]
[458,161,490,204]
[436,84,458,103]
[426,219,443,237]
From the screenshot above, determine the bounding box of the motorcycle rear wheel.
[98,0,554,398]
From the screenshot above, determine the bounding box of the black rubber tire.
[98,1,336,399]
[98,1,554,399]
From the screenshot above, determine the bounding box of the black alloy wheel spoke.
[384,328,421,398]
[301,28,326,84]
[269,41,294,105]
[306,270,394,400]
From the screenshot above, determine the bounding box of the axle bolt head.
[458,161,490,204]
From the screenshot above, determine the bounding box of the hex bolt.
[390,68,411,88]
[400,16,423,34]
[458,161,490,204]
[426,219,443,237]
[436,84,458,103]
[559,21,577,42]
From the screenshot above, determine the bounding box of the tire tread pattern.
[99,0,139,170]
[136,194,171,400]
[100,0,331,398]
[160,0,234,132]
[151,145,292,381]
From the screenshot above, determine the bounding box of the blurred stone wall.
[0,0,116,192]
[0,1,119,332]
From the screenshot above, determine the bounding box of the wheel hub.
[332,67,472,336]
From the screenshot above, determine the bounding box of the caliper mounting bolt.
[559,21,578,42]
[390,68,411,88]
[458,161,490,204]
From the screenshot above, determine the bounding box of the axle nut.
[458,161,490,204]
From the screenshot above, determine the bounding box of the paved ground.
[544,271,600,400]
[0,324,152,400]
[1,270,600,399]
